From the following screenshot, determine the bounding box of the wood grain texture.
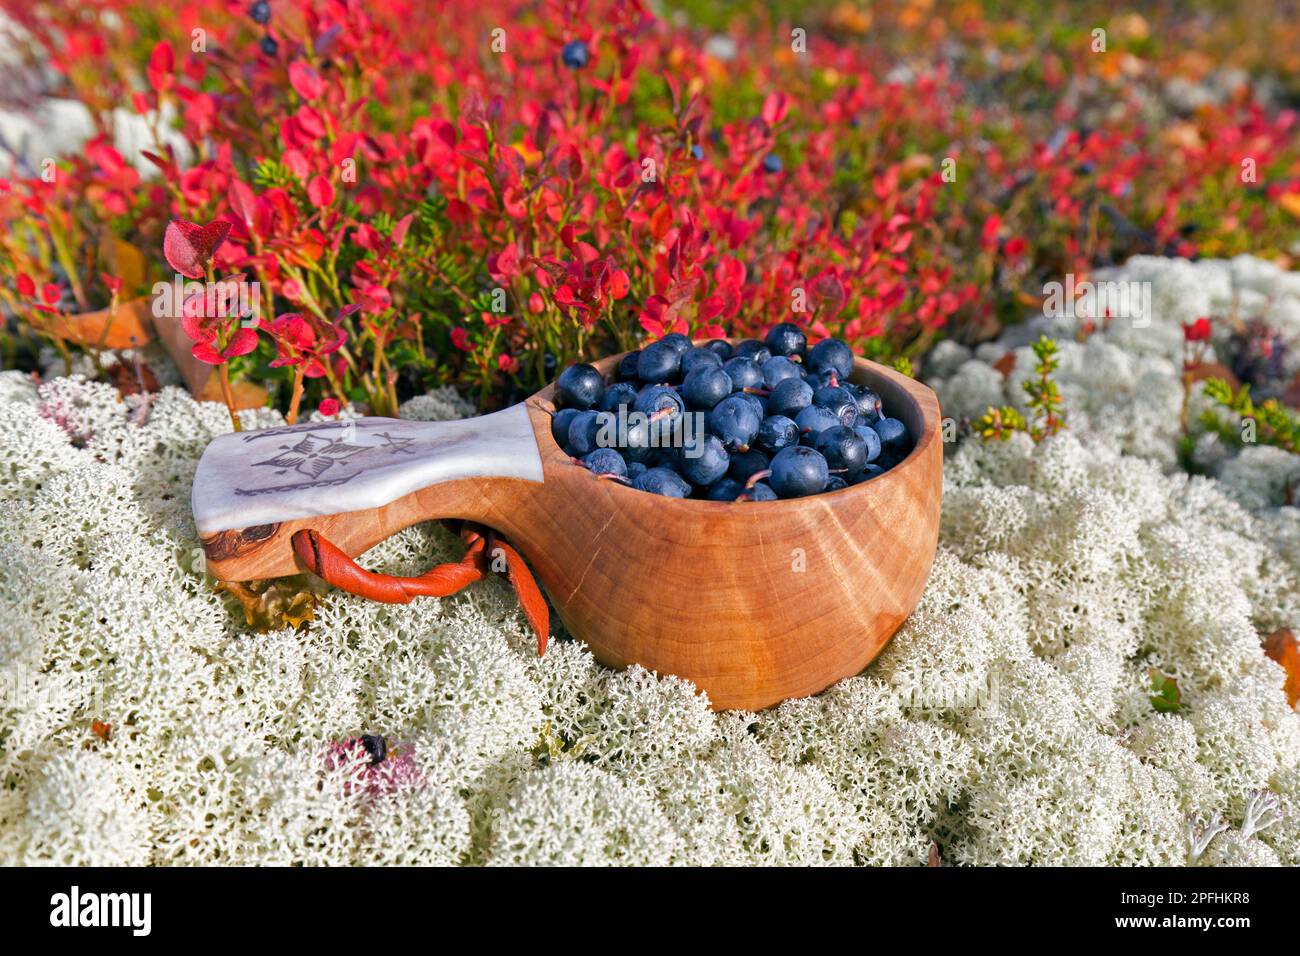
[200,346,943,710]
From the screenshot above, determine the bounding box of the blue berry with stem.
[807,337,854,379]
[764,321,806,358]
[681,434,730,486]
[767,377,812,419]
[761,355,801,389]
[755,414,799,454]
[707,477,744,501]
[794,404,840,444]
[728,448,770,484]
[851,385,883,423]
[872,416,911,456]
[633,466,691,498]
[582,447,627,479]
[739,481,778,502]
[769,445,829,498]
[708,394,762,452]
[555,363,605,410]
[815,425,869,478]
[813,385,860,427]
[561,39,589,69]
[732,339,772,364]
[249,0,271,25]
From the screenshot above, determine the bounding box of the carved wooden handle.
[291,527,487,603]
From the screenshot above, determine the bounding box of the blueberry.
[568,410,612,457]
[807,338,854,380]
[619,415,656,463]
[732,339,772,364]
[851,385,883,423]
[794,405,840,445]
[659,332,692,354]
[636,341,681,383]
[681,434,730,486]
[761,355,801,389]
[260,34,278,56]
[755,414,799,454]
[812,385,860,427]
[808,366,842,389]
[728,448,770,484]
[555,363,605,410]
[582,447,627,477]
[872,416,911,456]
[852,463,884,483]
[360,734,387,765]
[815,425,869,477]
[634,384,685,443]
[706,477,744,501]
[708,394,762,452]
[722,357,763,391]
[249,0,271,25]
[762,153,783,174]
[561,39,589,69]
[741,481,778,501]
[680,346,722,376]
[825,475,848,491]
[704,339,734,360]
[764,321,806,359]
[690,144,703,160]
[769,445,829,498]
[551,408,580,449]
[617,350,641,381]
[599,381,639,412]
[735,391,767,421]
[633,466,691,498]
[767,377,813,419]
[543,352,558,377]
[852,423,882,463]
[626,461,648,480]
[682,365,732,410]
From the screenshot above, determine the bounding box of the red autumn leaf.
[289,61,325,101]
[980,214,1002,251]
[164,219,231,278]
[16,273,35,297]
[761,91,790,126]
[1183,317,1213,342]
[228,180,257,230]
[391,212,415,248]
[319,398,341,417]
[147,41,174,92]
[1264,629,1299,709]
[307,174,335,208]
[41,283,61,305]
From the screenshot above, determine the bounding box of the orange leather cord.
[291,522,549,655]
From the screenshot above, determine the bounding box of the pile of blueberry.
[549,324,913,500]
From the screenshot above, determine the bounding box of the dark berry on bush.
[682,365,733,410]
[769,445,829,498]
[561,39,589,69]
[249,0,271,25]
[633,467,691,498]
[762,153,783,174]
[555,363,605,410]
[764,321,806,359]
[637,341,681,383]
[260,34,278,56]
[690,144,703,160]
[768,377,813,419]
[807,338,854,380]
[722,357,763,391]
[360,734,387,765]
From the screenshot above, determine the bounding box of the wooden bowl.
[194,348,942,710]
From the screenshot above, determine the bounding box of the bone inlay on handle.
[191,404,544,535]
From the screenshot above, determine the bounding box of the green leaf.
[1148,667,1183,713]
